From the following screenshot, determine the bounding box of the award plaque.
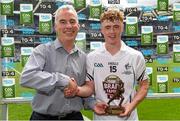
[103,75,125,115]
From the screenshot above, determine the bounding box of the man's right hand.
[64,78,79,98]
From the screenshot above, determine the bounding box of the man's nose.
[109,28,115,33]
[66,22,72,28]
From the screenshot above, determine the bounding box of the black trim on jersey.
[87,73,94,81]
[137,70,145,82]
[130,65,135,103]
[132,65,136,86]
[129,95,132,103]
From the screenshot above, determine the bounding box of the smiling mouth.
[66,32,73,34]
[108,35,116,39]
[65,29,75,33]
[64,31,74,35]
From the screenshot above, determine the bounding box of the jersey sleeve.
[86,53,94,81]
[135,52,149,82]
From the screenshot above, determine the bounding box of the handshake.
[64,78,79,98]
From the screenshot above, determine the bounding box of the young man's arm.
[76,81,94,97]
[120,79,149,117]
[64,80,94,97]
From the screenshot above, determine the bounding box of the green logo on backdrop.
[173,52,180,63]
[90,5,102,19]
[0,0,14,16]
[157,75,168,93]
[3,86,15,98]
[173,3,180,22]
[2,45,15,57]
[157,0,168,11]
[141,33,153,45]
[173,12,180,22]
[2,79,15,98]
[39,21,52,34]
[74,0,86,10]
[126,24,138,36]
[158,82,168,93]
[157,43,168,54]
[20,12,34,25]
[21,55,30,67]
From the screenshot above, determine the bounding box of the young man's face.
[101,20,123,45]
[55,9,79,42]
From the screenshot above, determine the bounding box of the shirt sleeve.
[135,52,149,82]
[86,53,94,81]
[84,53,96,109]
[20,44,70,95]
[83,95,96,110]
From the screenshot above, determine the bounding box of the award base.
[105,105,125,115]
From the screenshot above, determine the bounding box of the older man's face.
[55,9,79,42]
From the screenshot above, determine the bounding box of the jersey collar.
[101,40,128,53]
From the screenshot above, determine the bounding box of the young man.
[85,8,149,120]
[20,5,88,120]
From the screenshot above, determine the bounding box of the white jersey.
[86,41,148,120]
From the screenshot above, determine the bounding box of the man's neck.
[105,41,121,55]
[59,39,74,53]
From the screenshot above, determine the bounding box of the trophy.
[103,75,125,115]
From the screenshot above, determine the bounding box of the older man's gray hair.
[54,5,78,24]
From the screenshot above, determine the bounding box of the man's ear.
[100,27,103,34]
[78,23,80,30]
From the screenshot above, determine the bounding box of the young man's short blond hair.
[100,8,124,23]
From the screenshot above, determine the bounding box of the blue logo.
[174,26,180,31]
[125,40,139,46]
[141,49,154,56]
[90,23,101,30]
[141,6,154,12]
[20,28,35,35]
[0,19,15,26]
[157,57,169,64]
[39,37,53,44]
[94,63,103,67]
[172,67,180,72]
[2,61,15,69]
[128,0,137,3]
[55,1,65,7]
[78,14,87,20]
[157,16,169,21]
[173,88,180,93]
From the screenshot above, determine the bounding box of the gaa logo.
[2,4,11,9]
[22,13,31,18]
[92,8,100,17]
[4,88,13,97]
[94,63,103,67]
[128,26,135,33]
[159,2,167,10]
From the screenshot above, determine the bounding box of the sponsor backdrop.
[0,0,180,98]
